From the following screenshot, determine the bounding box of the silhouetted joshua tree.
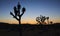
[10,2,26,24]
[36,17,41,24]
[36,15,50,24]
[36,15,46,24]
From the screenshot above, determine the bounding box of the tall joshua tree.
[10,2,26,24]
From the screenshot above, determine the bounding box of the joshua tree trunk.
[19,16,21,24]
[19,17,20,24]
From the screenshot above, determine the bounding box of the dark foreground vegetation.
[0,22,60,36]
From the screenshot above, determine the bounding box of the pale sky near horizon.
[0,0,60,24]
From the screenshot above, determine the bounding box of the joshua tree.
[36,15,46,24]
[36,15,50,24]
[36,17,41,24]
[40,15,46,24]
[10,2,26,24]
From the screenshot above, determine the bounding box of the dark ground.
[0,22,60,36]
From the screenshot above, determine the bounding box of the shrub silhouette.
[10,2,26,24]
[50,21,53,24]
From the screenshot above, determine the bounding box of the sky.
[0,0,60,24]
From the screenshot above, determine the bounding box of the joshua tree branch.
[20,12,24,17]
[10,12,19,21]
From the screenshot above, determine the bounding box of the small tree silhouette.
[36,15,46,24]
[10,2,26,24]
[36,17,41,24]
[36,15,50,24]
